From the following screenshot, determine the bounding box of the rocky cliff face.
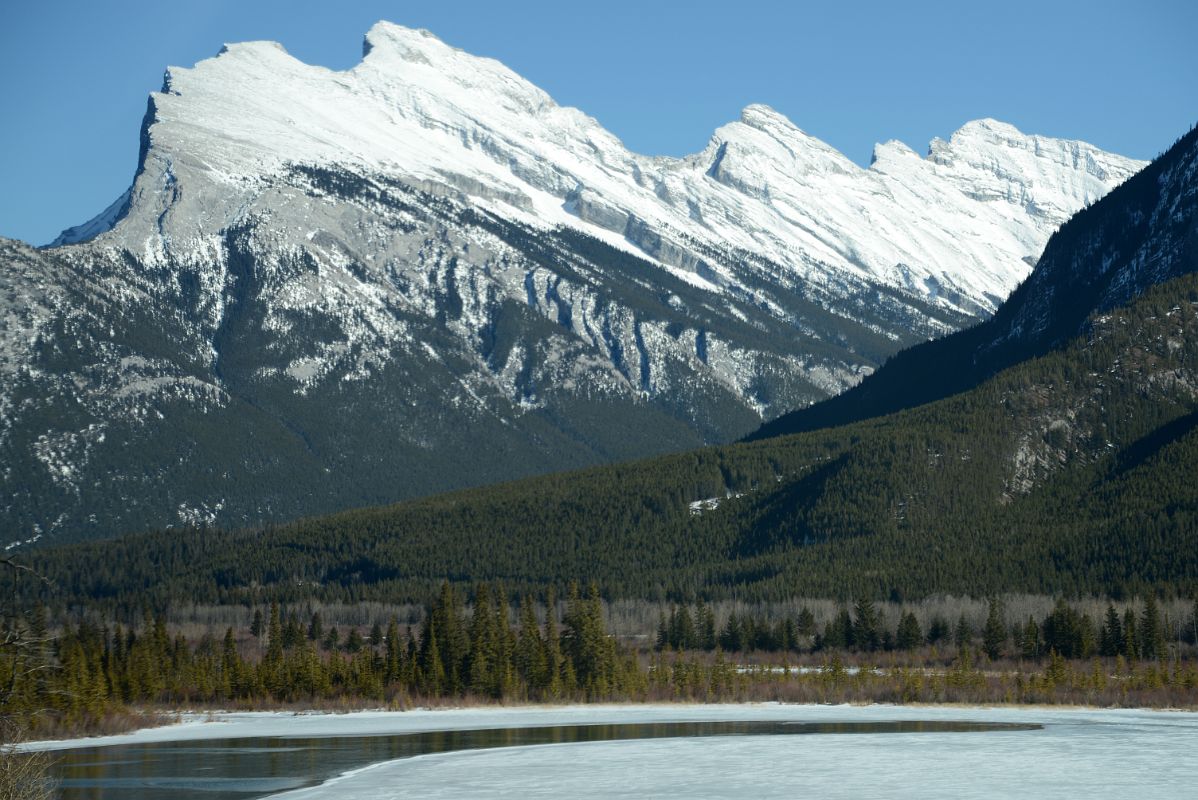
[1,22,1143,543]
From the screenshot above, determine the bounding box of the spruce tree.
[954,614,973,648]
[697,602,717,651]
[853,598,880,652]
[261,603,285,697]
[220,627,239,698]
[493,587,517,697]
[1020,617,1040,660]
[1099,605,1122,657]
[982,598,1007,660]
[515,596,547,693]
[468,584,498,696]
[835,607,855,650]
[797,607,816,639]
[719,614,745,652]
[562,582,614,696]
[927,615,950,645]
[670,606,696,650]
[266,603,283,661]
[385,618,402,685]
[544,588,565,697]
[419,618,446,696]
[896,612,922,651]
[1122,608,1139,660]
[1140,596,1166,660]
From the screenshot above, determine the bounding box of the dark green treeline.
[5,590,1198,734]
[655,596,1196,662]
[1,582,641,730]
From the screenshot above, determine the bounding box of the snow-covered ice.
[28,703,1198,799]
[264,705,1198,800]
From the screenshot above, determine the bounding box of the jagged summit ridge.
[59,21,1142,319]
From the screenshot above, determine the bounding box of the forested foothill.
[19,270,1198,609]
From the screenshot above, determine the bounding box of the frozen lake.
[32,703,1198,799]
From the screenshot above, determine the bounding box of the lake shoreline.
[23,699,1198,752]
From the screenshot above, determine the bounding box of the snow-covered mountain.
[2,22,1144,542]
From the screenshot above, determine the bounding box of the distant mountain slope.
[27,270,1198,607]
[750,124,1198,441]
[0,22,1142,543]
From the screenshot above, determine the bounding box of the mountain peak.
[216,39,291,58]
[869,139,919,166]
[707,104,858,181]
[953,117,1025,139]
[738,103,799,130]
[360,21,460,64]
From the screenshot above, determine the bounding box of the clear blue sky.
[1,0,1195,245]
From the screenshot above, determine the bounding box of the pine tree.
[896,612,922,651]
[419,617,445,696]
[1099,605,1122,657]
[982,598,1007,661]
[431,582,468,693]
[1140,596,1166,660]
[261,602,286,698]
[515,596,547,693]
[697,602,717,651]
[719,613,746,652]
[954,614,973,648]
[307,612,323,643]
[853,598,880,652]
[562,582,615,696]
[1121,608,1139,660]
[1020,617,1040,660]
[796,607,816,639]
[493,587,517,697]
[655,612,669,651]
[543,587,564,698]
[220,627,240,698]
[283,617,304,650]
[266,603,283,661]
[384,618,402,685]
[670,606,696,650]
[926,615,950,645]
[836,607,854,650]
[468,584,498,696]
[779,618,798,653]
[369,622,384,649]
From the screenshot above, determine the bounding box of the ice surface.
[265,705,1198,800]
[27,704,1198,799]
